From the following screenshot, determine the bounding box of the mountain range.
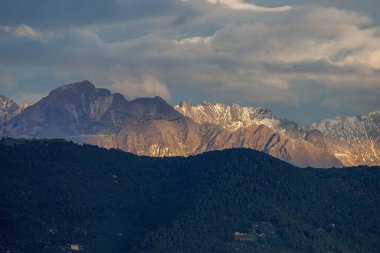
[175,101,380,167]
[2,80,379,168]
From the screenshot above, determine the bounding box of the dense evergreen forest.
[0,139,379,253]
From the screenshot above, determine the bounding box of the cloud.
[110,75,170,99]
[207,0,292,12]
[15,24,41,38]
[0,24,46,41]
[173,36,213,45]
[12,91,47,105]
[0,26,11,32]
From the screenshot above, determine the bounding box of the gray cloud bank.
[0,0,379,124]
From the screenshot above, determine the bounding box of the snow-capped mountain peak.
[307,112,380,166]
[0,95,20,120]
[175,101,281,131]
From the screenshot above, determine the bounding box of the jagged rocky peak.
[369,111,380,121]
[131,96,183,121]
[1,95,19,111]
[175,100,281,131]
[49,80,114,100]
[52,80,96,93]
[110,92,130,107]
[9,81,132,137]
[0,95,20,120]
[178,100,190,107]
[132,96,168,106]
[308,112,379,139]
[307,112,380,166]
[177,100,192,113]
[44,81,117,119]
[175,100,307,141]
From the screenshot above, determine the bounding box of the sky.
[0,0,379,124]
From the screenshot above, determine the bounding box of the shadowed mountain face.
[113,96,208,157]
[0,141,379,253]
[10,81,132,137]
[4,81,345,168]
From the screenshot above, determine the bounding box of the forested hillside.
[0,139,379,253]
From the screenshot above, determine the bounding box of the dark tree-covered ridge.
[0,139,379,253]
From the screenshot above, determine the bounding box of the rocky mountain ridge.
[175,101,281,131]
[176,101,380,167]
[174,101,302,138]
[307,112,380,166]
[0,95,20,122]
[3,81,378,167]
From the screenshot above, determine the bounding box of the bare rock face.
[202,124,341,168]
[308,113,380,166]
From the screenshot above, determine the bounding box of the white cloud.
[111,75,170,99]
[173,36,213,45]
[13,92,47,105]
[208,6,380,71]
[15,24,42,39]
[207,0,292,12]
[343,48,380,69]
[0,24,46,41]
[0,26,11,32]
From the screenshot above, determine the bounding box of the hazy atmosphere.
[1,0,379,124]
